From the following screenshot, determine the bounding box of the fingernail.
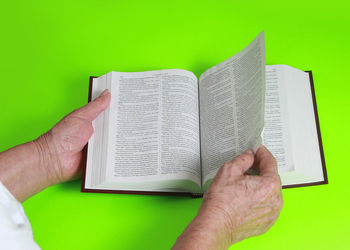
[100,89,110,96]
[244,149,254,154]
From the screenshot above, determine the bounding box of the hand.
[173,145,283,249]
[34,90,111,186]
[200,145,283,245]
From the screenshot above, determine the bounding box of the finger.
[255,145,278,177]
[229,149,255,175]
[75,89,111,121]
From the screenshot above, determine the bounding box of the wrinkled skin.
[1,88,282,249]
[34,89,111,185]
[0,90,111,202]
[173,147,283,249]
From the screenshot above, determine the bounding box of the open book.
[81,32,327,196]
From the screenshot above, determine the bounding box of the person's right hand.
[34,90,111,186]
[173,145,283,249]
[0,90,110,202]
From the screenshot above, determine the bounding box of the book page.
[263,65,294,173]
[263,65,325,185]
[104,69,201,191]
[85,74,111,188]
[199,32,265,188]
[278,65,325,185]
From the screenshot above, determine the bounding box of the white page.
[280,65,324,185]
[104,69,201,190]
[263,65,325,185]
[85,74,111,188]
[199,32,265,188]
[263,65,294,173]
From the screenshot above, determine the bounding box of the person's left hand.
[34,90,111,185]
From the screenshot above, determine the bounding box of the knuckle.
[61,135,74,152]
[239,155,249,163]
[221,162,232,172]
[208,179,222,192]
[69,109,83,119]
[233,154,253,165]
[94,97,105,108]
[202,190,214,201]
[223,162,232,168]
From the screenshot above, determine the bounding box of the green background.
[1,0,349,249]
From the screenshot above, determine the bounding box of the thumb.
[75,89,111,121]
[229,149,255,175]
